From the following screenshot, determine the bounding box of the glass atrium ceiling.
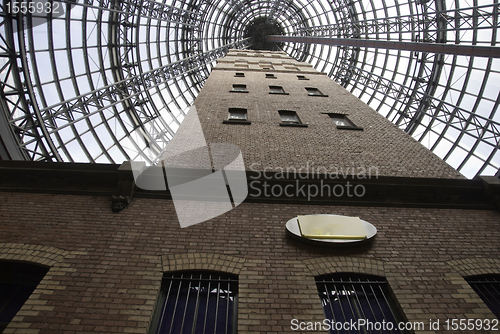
[0,0,499,178]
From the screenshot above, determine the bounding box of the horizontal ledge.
[279,123,308,127]
[223,120,252,125]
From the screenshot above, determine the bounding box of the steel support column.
[267,35,500,57]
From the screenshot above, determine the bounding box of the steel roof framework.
[0,0,498,178]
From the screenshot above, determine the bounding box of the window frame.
[234,72,245,77]
[265,73,277,79]
[269,85,288,95]
[324,113,363,130]
[278,110,308,127]
[223,108,251,125]
[315,272,409,334]
[297,75,309,80]
[305,87,328,97]
[465,274,500,319]
[230,84,248,93]
[149,270,238,334]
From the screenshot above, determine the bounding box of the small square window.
[269,86,288,95]
[234,72,245,77]
[279,110,308,127]
[297,75,309,80]
[265,73,277,79]
[306,87,328,97]
[326,113,363,130]
[231,84,248,93]
[224,108,251,125]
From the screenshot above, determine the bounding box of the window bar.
[375,283,402,333]
[157,279,174,333]
[348,278,371,326]
[191,275,203,334]
[339,281,362,330]
[225,280,231,334]
[333,282,360,333]
[202,274,212,334]
[168,275,184,334]
[213,274,221,333]
[363,283,390,333]
[179,275,194,333]
[322,280,342,334]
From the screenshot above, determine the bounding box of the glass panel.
[270,86,284,94]
[229,110,247,120]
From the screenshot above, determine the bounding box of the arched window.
[0,261,49,332]
[465,274,500,318]
[315,273,408,333]
[149,271,238,334]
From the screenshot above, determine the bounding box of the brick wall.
[189,50,464,179]
[1,191,499,333]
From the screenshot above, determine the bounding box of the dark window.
[223,108,251,125]
[326,113,363,130]
[230,84,248,93]
[306,87,328,97]
[265,73,276,79]
[234,73,245,77]
[315,273,408,334]
[279,110,307,127]
[466,274,500,318]
[297,75,309,80]
[149,271,238,334]
[0,261,49,332]
[269,86,288,95]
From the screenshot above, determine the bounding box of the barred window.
[149,271,238,334]
[315,273,408,333]
[0,261,49,332]
[465,274,500,318]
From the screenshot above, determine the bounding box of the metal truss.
[0,0,499,177]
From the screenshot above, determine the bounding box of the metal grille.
[466,274,500,319]
[150,271,238,334]
[315,273,407,334]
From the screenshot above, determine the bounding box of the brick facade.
[0,193,499,333]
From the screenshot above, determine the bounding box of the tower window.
[297,75,309,80]
[149,271,238,334]
[305,87,328,97]
[0,261,49,332]
[315,273,408,334]
[326,113,363,130]
[265,73,277,79]
[465,274,500,318]
[269,86,288,95]
[223,108,251,125]
[230,84,248,93]
[279,110,307,127]
[234,72,245,77]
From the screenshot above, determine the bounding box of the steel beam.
[268,35,500,57]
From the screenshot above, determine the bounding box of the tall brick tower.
[190,49,463,179]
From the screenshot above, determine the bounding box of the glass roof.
[0,0,499,178]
